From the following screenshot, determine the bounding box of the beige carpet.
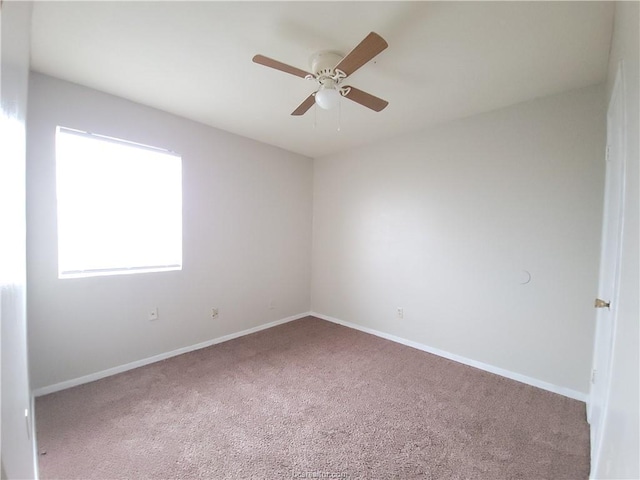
[36,316,589,479]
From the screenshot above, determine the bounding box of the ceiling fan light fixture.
[315,86,341,110]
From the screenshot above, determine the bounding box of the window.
[55,127,182,278]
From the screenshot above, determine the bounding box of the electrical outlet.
[211,307,219,320]
[397,307,404,319]
[148,308,158,321]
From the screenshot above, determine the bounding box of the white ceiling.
[30,1,614,158]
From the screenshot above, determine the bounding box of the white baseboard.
[311,312,588,403]
[32,312,312,397]
[33,311,588,403]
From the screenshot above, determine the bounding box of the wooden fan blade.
[334,32,388,77]
[252,55,312,79]
[343,86,388,112]
[291,94,316,116]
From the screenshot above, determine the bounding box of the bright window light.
[56,127,182,278]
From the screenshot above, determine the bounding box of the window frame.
[55,126,183,279]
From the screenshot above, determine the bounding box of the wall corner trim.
[30,394,40,478]
[32,312,312,397]
[311,312,589,403]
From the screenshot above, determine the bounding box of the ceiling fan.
[252,32,389,116]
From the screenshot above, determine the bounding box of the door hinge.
[605,145,611,162]
[591,369,597,384]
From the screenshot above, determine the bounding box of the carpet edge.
[311,311,589,403]
[32,312,313,397]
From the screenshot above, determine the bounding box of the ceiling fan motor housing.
[309,51,344,84]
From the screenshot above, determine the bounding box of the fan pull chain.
[337,100,342,132]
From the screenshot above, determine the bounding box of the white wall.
[594,2,639,478]
[312,85,605,395]
[27,74,313,391]
[0,2,37,478]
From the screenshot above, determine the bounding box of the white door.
[588,64,627,474]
